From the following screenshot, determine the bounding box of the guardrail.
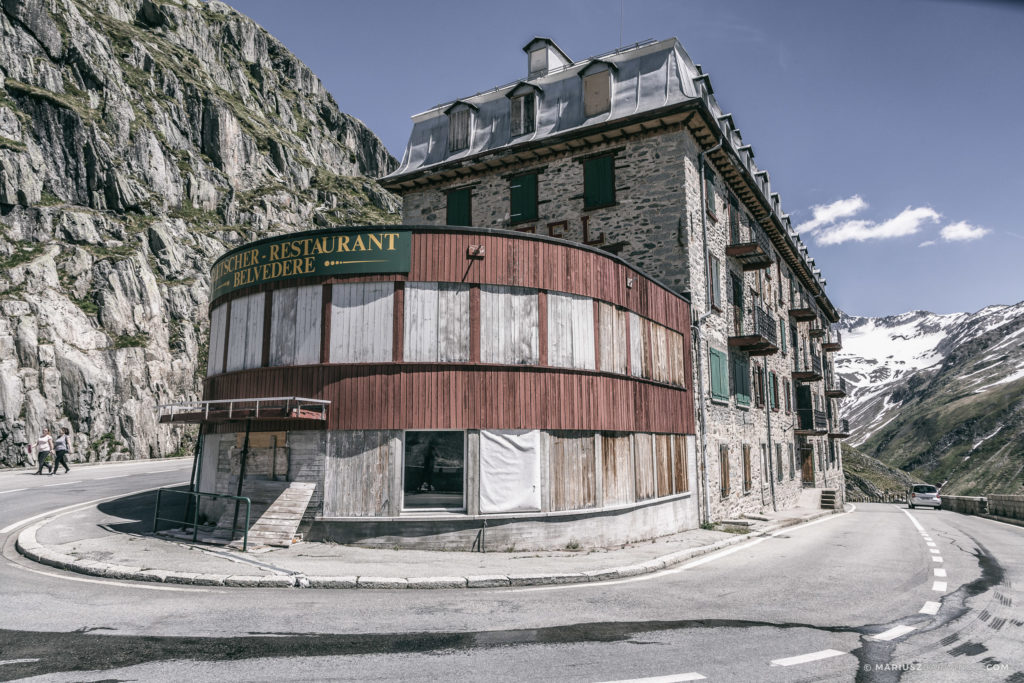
[152,488,252,552]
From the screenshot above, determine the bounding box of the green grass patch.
[113,332,150,348]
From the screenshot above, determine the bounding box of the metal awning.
[158,397,330,425]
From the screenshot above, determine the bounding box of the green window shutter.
[769,372,777,409]
[446,188,471,226]
[510,173,538,223]
[732,351,750,406]
[779,319,787,354]
[710,348,729,401]
[584,155,615,209]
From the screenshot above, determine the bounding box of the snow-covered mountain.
[835,302,1024,494]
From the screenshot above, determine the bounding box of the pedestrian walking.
[52,427,71,474]
[34,428,55,475]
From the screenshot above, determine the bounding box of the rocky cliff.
[0,0,400,467]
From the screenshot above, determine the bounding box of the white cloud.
[919,240,936,247]
[815,207,941,246]
[940,221,990,242]
[795,195,868,234]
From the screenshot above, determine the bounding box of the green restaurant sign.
[210,228,412,299]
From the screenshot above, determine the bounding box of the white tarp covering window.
[479,429,541,513]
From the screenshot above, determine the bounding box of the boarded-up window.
[510,93,536,136]
[548,432,596,511]
[583,71,610,117]
[601,432,634,506]
[742,444,752,492]
[446,187,471,226]
[207,302,228,376]
[547,292,596,370]
[720,444,730,497]
[323,430,395,517]
[404,282,470,362]
[225,292,265,372]
[480,285,538,365]
[647,323,686,387]
[583,155,615,209]
[448,107,470,152]
[510,172,538,224]
[329,282,393,363]
[597,302,628,375]
[270,285,322,367]
[480,430,540,513]
[628,312,650,378]
[654,434,673,498]
[633,433,656,501]
[673,435,690,493]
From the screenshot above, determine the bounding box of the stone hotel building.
[382,37,848,522]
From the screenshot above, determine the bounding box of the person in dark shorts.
[52,427,71,474]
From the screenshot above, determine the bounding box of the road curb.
[15,509,841,589]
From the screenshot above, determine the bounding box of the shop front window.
[403,431,465,510]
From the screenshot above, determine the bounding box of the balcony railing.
[726,224,774,271]
[729,304,778,356]
[793,352,823,382]
[796,407,829,434]
[825,376,847,398]
[829,417,850,438]
[822,328,843,352]
[789,292,817,321]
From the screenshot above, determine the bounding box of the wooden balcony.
[822,329,843,352]
[809,325,826,339]
[829,417,851,439]
[793,353,823,382]
[725,225,774,271]
[789,304,818,322]
[728,305,779,356]
[825,376,847,398]
[796,407,829,435]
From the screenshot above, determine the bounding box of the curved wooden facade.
[198,226,697,549]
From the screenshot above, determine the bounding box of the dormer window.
[529,49,547,76]
[510,93,535,137]
[445,101,477,153]
[579,61,616,118]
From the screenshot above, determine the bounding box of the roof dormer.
[523,37,572,78]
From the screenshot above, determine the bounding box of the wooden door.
[801,447,815,485]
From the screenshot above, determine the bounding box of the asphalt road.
[1,461,1021,682]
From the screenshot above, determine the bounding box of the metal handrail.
[744,305,777,344]
[152,488,252,552]
[157,397,330,422]
[829,376,847,393]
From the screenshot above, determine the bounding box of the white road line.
[770,649,846,667]
[902,509,925,532]
[0,659,40,665]
[934,568,946,577]
[41,482,72,487]
[933,581,947,592]
[932,556,943,563]
[93,475,130,480]
[919,601,941,615]
[597,673,706,682]
[0,488,28,496]
[871,625,916,641]
[926,542,936,547]
[0,481,188,534]
[929,548,940,554]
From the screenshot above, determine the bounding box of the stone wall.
[941,495,987,516]
[988,494,1024,521]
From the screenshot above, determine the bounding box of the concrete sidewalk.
[15,498,845,589]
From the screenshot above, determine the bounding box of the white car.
[908,485,941,510]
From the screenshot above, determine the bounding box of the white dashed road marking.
[770,649,846,667]
[929,549,940,554]
[933,581,947,592]
[871,625,916,641]
[0,659,40,666]
[0,488,27,496]
[934,568,946,577]
[597,673,706,682]
[919,601,941,615]
[926,542,936,547]
[932,556,943,563]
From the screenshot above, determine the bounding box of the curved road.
[0,461,1021,682]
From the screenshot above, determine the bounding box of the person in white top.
[34,428,55,475]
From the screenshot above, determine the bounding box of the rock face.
[0,0,399,467]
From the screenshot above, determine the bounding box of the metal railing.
[152,488,252,552]
[735,305,777,344]
[828,376,847,394]
[831,417,850,434]
[824,328,843,347]
[796,407,828,432]
[158,396,330,422]
[795,352,823,376]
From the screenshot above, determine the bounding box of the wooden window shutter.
[510,173,538,224]
[584,155,615,209]
[583,71,610,117]
[720,444,730,497]
[446,188,471,226]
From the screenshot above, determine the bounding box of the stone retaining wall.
[940,495,988,516]
[987,494,1024,521]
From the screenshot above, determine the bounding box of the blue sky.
[228,0,1024,317]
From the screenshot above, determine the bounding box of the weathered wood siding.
[225,293,264,372]
[654,433,673,498]
[628,312,648,379]
[547,292,596,370]
[329,282,394,363]
[288,431,326,520]
[403,282,470,362]
[633,433,656,501]
[673,434,690,493]
[207,304,228,376]
[601,432,634,506]
[597,302,628,375]
[270,285,321,367]
[480,285,538,365]
[548,431,596,512]
[322,430,397,517]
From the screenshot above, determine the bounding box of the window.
[207,302,228,376]
[547,292,596,370]
[729,196,740,243]
[788,443,795,480]
[708,255,722,310]
[709,347,729,402]
[784,378,792,413]
[448,107,470,152]
[480,285,539,364]
[704,169,716,216]
[779,319,787,354]
[404,282,470,362]
[509,172,538,224]
[403,430,465,510]
[270,285,322,367]
[446,188,471,226]
[769,371,779,410]
[753,364,764,408]
[225,292,265,372]
[776,444,784,483]
[583,155,615,209]
[583,70,610,117]
[719,444,730,497]
[731,350,750,406]
[510,93,536,136]
[329,282,393,363]
[742,445,752,492]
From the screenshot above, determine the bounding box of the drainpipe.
[691,310,714,525]
[764,365,777,511]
